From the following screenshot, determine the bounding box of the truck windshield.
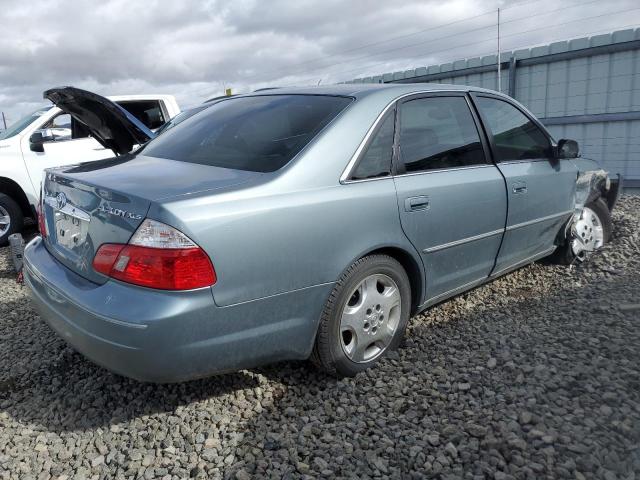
[0,107,51,140]
[143,95,353,172]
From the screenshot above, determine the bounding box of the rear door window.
[143,95,353,172]
[398,96,486,172]
[117,100,167,130]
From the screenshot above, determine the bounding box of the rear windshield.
[142,95,352,172]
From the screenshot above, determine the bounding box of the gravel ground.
[0,196,639,480]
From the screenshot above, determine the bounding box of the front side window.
[351,110,395,180]
[42,113,72,141]
[475,97,551,161]
[398,96,486,173]
[143,95,353,173]
[40,113,90,142]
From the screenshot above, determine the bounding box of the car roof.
[233,83,504,102]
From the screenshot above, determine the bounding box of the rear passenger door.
[393,93,507,303]
[471,94,577,274]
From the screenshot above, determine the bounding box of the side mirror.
[557,139,580,159]
[29,132,46,153]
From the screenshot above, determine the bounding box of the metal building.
[347,28,640,188]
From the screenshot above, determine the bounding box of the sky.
[0,0,639,125]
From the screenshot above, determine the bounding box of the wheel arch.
[0,177,33,218]
[358,246,424,316]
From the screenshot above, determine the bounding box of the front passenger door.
[21,113,111,194]
[471,95,577,274]
[393,94,507,303]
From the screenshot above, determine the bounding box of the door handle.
[405,196,430,212]
[512,182,528,194]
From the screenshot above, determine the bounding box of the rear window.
[142,95,353,173]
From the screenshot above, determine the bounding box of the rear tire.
[553,197,612,264]
[311,254,411,377]
[0,194,23,246]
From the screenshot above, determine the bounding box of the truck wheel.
[311,254,411,377]
[553,198,612,265]
[0,194,24,246]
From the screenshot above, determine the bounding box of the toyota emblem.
[56,192,67,210]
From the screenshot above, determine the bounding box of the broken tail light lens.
[93,219,216,290]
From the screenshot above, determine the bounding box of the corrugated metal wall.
[347,28,640,186]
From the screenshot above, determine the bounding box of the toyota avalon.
[23,85,620,381]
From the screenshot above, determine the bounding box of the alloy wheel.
[339,273,402,363]
[0,206,10,237]
[571,206,605,256]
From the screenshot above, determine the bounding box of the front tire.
[311,255,411,377]
[0,194,23,246]
[553,197,612,264]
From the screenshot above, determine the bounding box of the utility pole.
[1,112,6,130]
[497,8,501,92]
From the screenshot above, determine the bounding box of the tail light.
[93,219,216,290]
[37,186,47,238]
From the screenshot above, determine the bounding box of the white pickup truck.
[0,91,180,244]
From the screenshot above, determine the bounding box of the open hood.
[44,86,155,155]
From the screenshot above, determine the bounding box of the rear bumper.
[23,237,331,382]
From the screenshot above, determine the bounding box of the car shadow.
[224,269,640,477]
[226,204,639,476]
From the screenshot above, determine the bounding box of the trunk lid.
[42,155,259,284]
[44,86,155,155]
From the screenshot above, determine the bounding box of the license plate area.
[54,211,89,250]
